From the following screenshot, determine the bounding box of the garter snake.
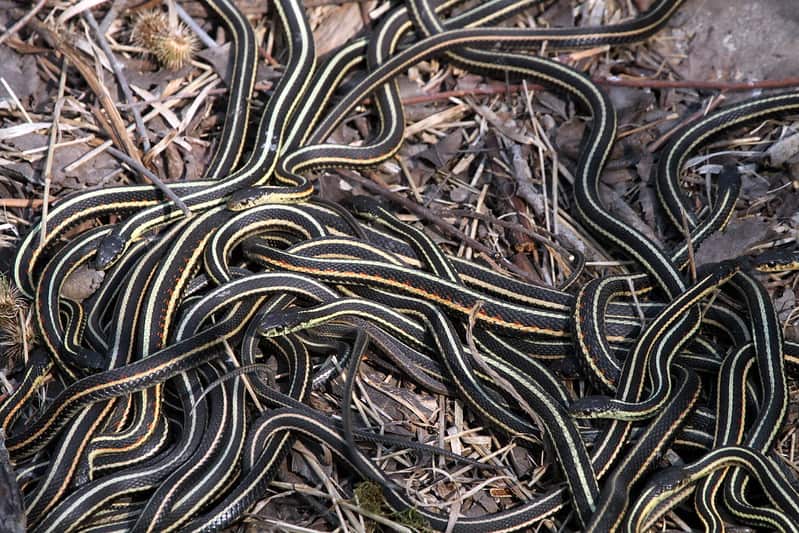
[11,0,261,297]
[7,273,341,460]
[233,0,552,210]
[238,0,688,213]
[34,369,210,533]
[695,342,757,531]
[585,364,702,531]
[252,194,760,527]
[656,93,799,232]
[628,446,799,533]
[647,91,799,530]
[92,0,317,269]
[255,202,600,525]
[186,406,571,532]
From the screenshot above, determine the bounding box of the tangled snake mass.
[2,0,799,531]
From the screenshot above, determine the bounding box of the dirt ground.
[678,0,799,81]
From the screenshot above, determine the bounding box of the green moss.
[352,481,432,532]
[390,507,432,532]
[354,480,384,515]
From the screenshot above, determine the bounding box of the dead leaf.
[532,92,567,119]
[196,43,232,84]
[740,170,771,200]
[695,217,773,265]
[454,73,483,92]
[606,86,656,121]
[450,185,470,203]
[601,168,635,186]
[599,183,660,245]
[0,45,41,105]
[62,265,104,301]
[311,3,364,56]
[639,182,659,230]
[414,131,461,169]
[472,490,500,514]
[774,288,796,322]
[473,104,531,145]
[555,118,584,161]
[0,129,121,189]
[117,55,191,89]
[404,103,469,138]
[508,445,535,476]
[776,185,799,220]
[397,76,427,103]
[53,144,122,187]
[0,162,35,186]
[767,131,799,166]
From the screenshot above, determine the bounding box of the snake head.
[257,310,303,337]
[227,187,266,211]
[350,195,383,220]
[552,356,582,380]
[752,247,799,273]
[94,234,127,271]
[568,396,613,419]
[228,183,310,211]
[647,466,689,495]
[70,348,108,373]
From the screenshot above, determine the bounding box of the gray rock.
[0,430,24,533]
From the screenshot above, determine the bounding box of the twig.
[599,75,799,90]
[106,146,191,215]
[0,198,52,208]
[0,78,32,123]
[464,302,539,422]
[221,339,264,412]
[39,60,69,246]
[30,19,143,166]
[441,208,578,261]
[83,10,151,151]
[292,442,354,529]
[175,2,217,49]
[98,2,120,34]
[57,0,109,25]
[114,87,227,109]
[0,0,48,46]
[338,500,415,533]
[63,139,113,173]
[19,308,30,366]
